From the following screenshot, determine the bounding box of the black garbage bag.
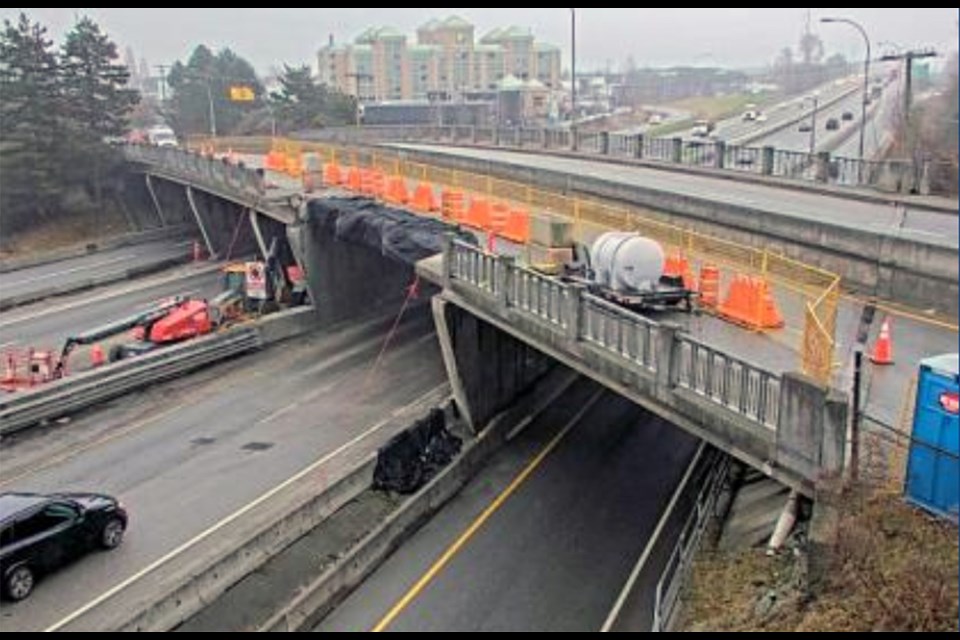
[373,408,463,495]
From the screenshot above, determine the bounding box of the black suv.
[0,493,128,601]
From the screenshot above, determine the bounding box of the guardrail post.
[714,141,726,170]
[565,284,585,342]
[600,132,611,156]
[497,255,513,312]
[655,323,681,397]
[671,138,683,164]
[761,146,775,176]
[815,152,831,183]
[634,134,645,160]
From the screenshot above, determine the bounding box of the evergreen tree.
[0,13,63,231]
[59,16,139,206]
[167,46,262,137]
[272,64,355,132]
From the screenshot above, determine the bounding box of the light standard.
[570,8,577,124]
[804,92,820,156]
[821,17,871,182]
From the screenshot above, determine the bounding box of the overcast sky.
[4,8,957,74]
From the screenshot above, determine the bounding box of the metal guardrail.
[449,241,780,431]
[0,329,262,436]
[292,122,954,195]
[652,451,731,632]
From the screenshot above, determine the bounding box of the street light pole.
[821,17,871,183]
[205,82,218,138]
[570,8,577,123]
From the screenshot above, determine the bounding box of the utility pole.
[155,64,169,102]
[880,49,938,132]
[346,72,372,128]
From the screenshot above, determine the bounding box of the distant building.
[317,16,562,104]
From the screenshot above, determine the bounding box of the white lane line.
[0,265,223,329]
[256,402,301,426]
[44,386,445,632]
[600,443,707,633]
[6,255,136,287]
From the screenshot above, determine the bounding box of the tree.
[167,45,263,137]
[0,13,64,231]
[59,16,139,206]
[271,64,355,133]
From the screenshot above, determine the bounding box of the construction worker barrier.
[285,154,303,179]
[499,208,531,244]
[411,182,439,214]
[718,276,785,331]
[699,264,721,309]
[360,169,386,198]
[441,190,466,223]
[384,176,410,206]
[664,254,698,292]
[871,319,895,366]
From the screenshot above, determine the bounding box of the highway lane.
[317,383,700,632]
[391,144,958,245]
[0,306,446,631]
[0,265,224,360]
[0,240,195,304]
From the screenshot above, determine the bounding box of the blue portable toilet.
[905,354,959,522]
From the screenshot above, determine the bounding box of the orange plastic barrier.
[385,176,410,205]
[463,197,492,231]
[718,276,785,330]
[698,264,720,309]
[441,190,466,223]
[499,208,531,244]
[412,182,439,214]
[323,162,343,186]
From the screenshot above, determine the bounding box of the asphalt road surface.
[0,240,195,303]
[317,381,700,632]
[0,265,224,361]
[0,306,445,631]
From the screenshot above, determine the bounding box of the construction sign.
[245,262,268,300]
[229,85,256,102]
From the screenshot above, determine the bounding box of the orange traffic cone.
[871,319,895,366]
[90,344,106,368]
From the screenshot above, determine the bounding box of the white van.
[147,126,178,148]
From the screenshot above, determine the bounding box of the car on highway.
[825,118,840,131]
[0,492,128,601]
[798,121,813,133]
[842,111,855,122]
[691,119,716,138]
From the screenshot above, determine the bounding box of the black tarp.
[373,408,463,495]
[307,197,475,266]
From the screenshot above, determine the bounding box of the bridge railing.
[289,123,955,196]
[676,335,781,429]
[448,241,781,432]
[123,144,266,201]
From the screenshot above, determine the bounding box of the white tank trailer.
[590,232,665,294]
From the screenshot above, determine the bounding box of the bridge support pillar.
[185,185,218,260]
[433,297,554,434]
[144,174,167,227]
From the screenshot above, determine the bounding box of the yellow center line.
[370,389,603,633]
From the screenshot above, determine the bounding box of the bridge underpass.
[52,145,944,632]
